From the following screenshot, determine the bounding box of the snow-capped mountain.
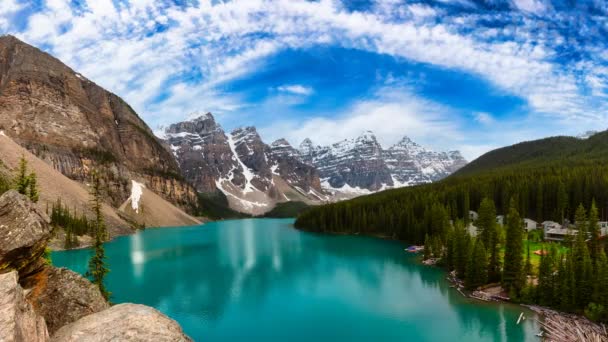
[162,113,327,214]
[299,132,467,196]
[162,113,466,213]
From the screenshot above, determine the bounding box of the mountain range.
[160,114,467,214]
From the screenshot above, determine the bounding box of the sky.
[1,0,607,160]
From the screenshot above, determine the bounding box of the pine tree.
[525,242,532,276]
[503,198,524,296]
[588,200,600,262]
[86,171,110,301]
[28,172,39,203]
[573,204,593,309]
[453,220,470,278]
[465,239,488,290]
[14,154,29,195]
[592,250,608,320]
[537,246,556,306]
[477,198,496,251]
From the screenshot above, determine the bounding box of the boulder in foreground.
[51,303,192,342]
[23,266,110,335]
[0,271,49,342]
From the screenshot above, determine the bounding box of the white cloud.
[259,86,464,154]
[474,112,494,125]
[512,0,548,13]
[2,0,605,159]
[277,84,314,96]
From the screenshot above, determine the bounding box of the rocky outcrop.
[22,267,110,335]
[163,113,326,214]
[0,190,52,277]
[0,35,197,211]
[0,186,192,341]
[52,304,192,342]
[0,271,50,342]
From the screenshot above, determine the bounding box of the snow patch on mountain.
[129,180,145,214]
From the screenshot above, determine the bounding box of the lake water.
[52,218,540,341]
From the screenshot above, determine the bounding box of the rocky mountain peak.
[166,112,220,136]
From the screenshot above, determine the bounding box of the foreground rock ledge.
[23,266,110,335]
[51,303,192,342]
[0,271,49,342]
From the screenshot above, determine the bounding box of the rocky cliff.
[0,190,191,341]
[163,113,326,215]
[0,35,197,210]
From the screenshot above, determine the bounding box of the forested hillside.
[295,131,608,243]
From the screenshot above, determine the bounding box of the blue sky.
[1,0,607,159]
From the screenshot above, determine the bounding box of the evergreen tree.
[28,172,39,203]
[573,204,593,309]
[588,200,600,262]
[537,246,555,306]
[453,221,470,278]
[525,242,532,276]
[476,197,499,282]
[86,171,110,301]
[503,198,524,296]
[592,250,608,320]
[465,239,488,290]
[14,154,29,195]
[477,198,496,248]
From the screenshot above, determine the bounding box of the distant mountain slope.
[454,131,608,176]
[0,35,197,211]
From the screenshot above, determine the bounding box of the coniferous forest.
[295,131,608,321]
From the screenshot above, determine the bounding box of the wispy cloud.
[474,112,494,125]
[3,0,606,158]
[277,84,314,96]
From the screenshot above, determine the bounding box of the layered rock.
[0,271,49,342]
[163,113,326,214]
[0,190,52,277]
[52,304,192,342]
[0,35,196,210]
[22,267,110,335]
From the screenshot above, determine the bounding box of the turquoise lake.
[52,218,540,341]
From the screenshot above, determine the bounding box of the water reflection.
[52,219,539,341]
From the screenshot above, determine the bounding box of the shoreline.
[421,255,608,340]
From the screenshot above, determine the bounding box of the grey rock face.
[51,303,192,342]
[270,139,322,195]
[22,267,110,335]
[384,137,468,185]
[0,190,52,277]
[165,113,241,193]
[300,133,467,191]
[0,271,50,342]
[300,132,393,191]
[0,35,196,211]
[163,114,325,210]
